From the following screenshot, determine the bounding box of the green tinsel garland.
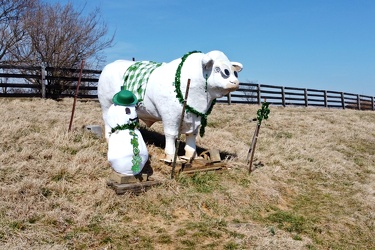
[174,51,216,137]
[129,130,142,173]
[111,120,139,133]
[111,120,142,173]
[256,102,270,125]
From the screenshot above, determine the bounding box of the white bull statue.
[98,50,242,161]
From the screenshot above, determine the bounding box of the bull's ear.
[231,62,243,72]
[202,54,214,70]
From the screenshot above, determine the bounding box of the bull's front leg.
[184,132,197,158]
[164,132,197,161]
[163,124,198,161]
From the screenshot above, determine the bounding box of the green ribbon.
[174,51,216,137]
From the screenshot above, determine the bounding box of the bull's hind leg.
[164,133,176,161]
[102,110,111,141]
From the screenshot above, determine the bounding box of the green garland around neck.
[174,50,216,137]
[110,120,139,133]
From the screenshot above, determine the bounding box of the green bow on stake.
[256,102,270,125]
[247,101,270,173]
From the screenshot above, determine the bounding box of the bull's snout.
[226,79,240,91]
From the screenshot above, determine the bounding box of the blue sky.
[49,0,375,96]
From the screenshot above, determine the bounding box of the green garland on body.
[173,51,216,137]
[111,120,142,173]
[129,130,142,173]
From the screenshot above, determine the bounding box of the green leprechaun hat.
[112,88,138,106]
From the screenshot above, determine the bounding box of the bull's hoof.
[180,155,204,161]
[184,149,196,159]
[180,150,203,161]
[161,154,187,164]
[161,154,177,163]
[164,154,174,162]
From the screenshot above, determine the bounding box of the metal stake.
[247,123,260,173]
[171,79,191,179]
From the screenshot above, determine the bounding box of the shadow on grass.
[139,127,237,160]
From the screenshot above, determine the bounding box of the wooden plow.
[166,149,227,176]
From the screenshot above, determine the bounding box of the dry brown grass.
[0,98,374,249]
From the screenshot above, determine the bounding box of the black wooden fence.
[1,64,374,110]
[227,83,375,110]
[0,64,101,99]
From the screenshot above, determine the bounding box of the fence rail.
[1,64,374,110]
[216,83,375,110]
[0,64,100,99]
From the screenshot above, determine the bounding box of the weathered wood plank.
[107,179,162,195]
[179,162,227,175]
[109,171,148,184]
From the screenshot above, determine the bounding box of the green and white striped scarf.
[123,61,162,102]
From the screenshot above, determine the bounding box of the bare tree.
[10,1,114,98]
[0,0,36,62]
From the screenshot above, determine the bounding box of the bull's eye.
[234,71,238,78]
[216,65,231,78]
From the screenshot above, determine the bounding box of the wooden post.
[247,101,270,174]
[247,123,260,173]
[68,60,85,132]
[41,64,46,98]
[227,93,232,105]
[357,95,361,110]
[341,92,345,109]
[257,84,261,105]
[171,79,191,179]
[372,97,374,111]
[304,89,308,107]
[281,86,285,107]
[324,90,328,107]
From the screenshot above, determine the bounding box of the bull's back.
[98,60,134,110]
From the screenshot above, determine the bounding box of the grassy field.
[0,98,374,249]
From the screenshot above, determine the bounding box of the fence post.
[227,93,232,105]
[304,89,308,107]
[357,95,361,110]
[341,92,345,109]
[41,64,46,98]
[324,90,328,107]
[257,84,261,105]
[372,96,374,111]
[281,86,285,107]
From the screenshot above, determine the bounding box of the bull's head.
[202,50,243,98]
